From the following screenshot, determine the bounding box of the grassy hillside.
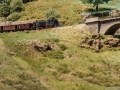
[0,26,120,90]
[18,0,120,26]
[0,39,47,90]
[0,0,120,90]
[1,0,120,25]
[19,0,87,25]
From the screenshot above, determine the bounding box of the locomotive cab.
[35,18,59,29]
[47,18,59,27]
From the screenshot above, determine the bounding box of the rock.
[7,51,16,56]
[108,39,120,47]
[80,34,120,52]
[87,39,94,46]
[109,9,120,18]
[33,42,56,52]
[25,41,58,52]
[81,12,91,20]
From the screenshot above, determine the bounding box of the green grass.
[0,28,120,90]
[101,0,120,9]
[1,0,120,25]
[0,38,47,90]
[18,0,120,26]
[19,0,86,25]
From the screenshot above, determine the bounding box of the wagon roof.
[0,20,35,26]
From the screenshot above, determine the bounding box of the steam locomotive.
[0,18,59,33]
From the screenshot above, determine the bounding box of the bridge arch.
[105,23,120,35]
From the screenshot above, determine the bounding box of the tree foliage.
[81,0,112,11]
[45,8,61,19]
[0,3,10,17]
[23,0,37,3]
[0,0,23,17]
[10,0,23,12]
[0,0,36,19]
[0,0,4,3]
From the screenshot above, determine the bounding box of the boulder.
[80,34,120,52]
[81,12,91,20]
[109,9,120,18]
[34,43,54,52]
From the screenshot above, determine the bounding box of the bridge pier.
[85,17,99,34]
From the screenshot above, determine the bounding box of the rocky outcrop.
[80,34,120,52]
[34,43,54,52]
[109,9,120,18]
[81,12,91,20]
[26,41,58,52]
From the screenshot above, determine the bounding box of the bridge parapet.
[85,17,99,24]
[99,17,120,24]
[85,17,120,35]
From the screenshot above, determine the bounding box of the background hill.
[20,0,86,25]
[1,0,120,25]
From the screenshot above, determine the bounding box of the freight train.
[0,18,59,33]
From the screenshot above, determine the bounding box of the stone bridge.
[85,17,120,35]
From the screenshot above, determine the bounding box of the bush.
[59,44,67,50]
[100,34,106,39]
[45,8,61,19]
[46,38,60,43]
[43,50,64,59]
[0,0,23,18]
[8,12,21,21]
[23,0,38,3]
[0,3,10,17]
[10,0,23,12]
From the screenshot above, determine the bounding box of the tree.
[0,0,4,3]
[81,0,112,12]
[4,0,11,5]
[10,0,23,12]
[0,3,10,17]
[23,0,37,3]
[45,8,61,19]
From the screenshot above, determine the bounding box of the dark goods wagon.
[0,25,3,33]
[3,25,16,32]
[16,20,35,30]
[17,23,33,30]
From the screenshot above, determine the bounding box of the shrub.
[43,50,64,59]
[23,0,38,3]
[53,38,60,42]
[59,44,67,50]
[10,0,23,12]
[45,8,61,19]
[73,8,82,14]
[57,64,70,74]
[0,3,10,17]
[46,38,60,43]
[8,12,21,21]
[100,34,106,39]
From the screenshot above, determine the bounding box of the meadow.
[0,0,120,90]
[0,27,120,90]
